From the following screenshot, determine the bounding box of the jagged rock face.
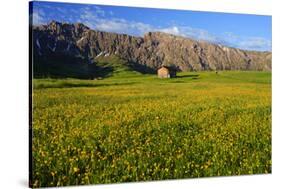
[32,21,271,72]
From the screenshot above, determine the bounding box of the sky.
[30,1,272,51]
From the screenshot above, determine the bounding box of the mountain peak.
[32,21,272,74]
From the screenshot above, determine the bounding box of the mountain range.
[31,21,271,78]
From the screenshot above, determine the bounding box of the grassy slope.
[31,58,271,187]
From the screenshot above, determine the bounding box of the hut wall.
[158,68,170,78]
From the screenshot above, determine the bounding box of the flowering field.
[31,71,271,187]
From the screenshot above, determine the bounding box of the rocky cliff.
[32,21,271,77]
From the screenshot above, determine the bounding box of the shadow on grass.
[129,62,156,74]
[34,81,137,89]
[176,74,199,79]
[33,54,115,80]
[164,74,200,83]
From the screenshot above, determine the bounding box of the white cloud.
[93,19,154,35]
[130,22,154,34]
[79,6,109,21]
[157,26,224,45]
[237,37,271,51]
[221,32,271,51]
[156,27,271,51]
[160,26,180,36]
[80,9,97,22]
[79,8,154,35]
[32,9,46,25]
[96,19,128,32]
[93,6,105,17]
[62,5,226,46]
[80,9,271,51]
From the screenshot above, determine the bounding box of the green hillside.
[33,55,152,79]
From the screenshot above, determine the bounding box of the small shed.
[157,66,177,78]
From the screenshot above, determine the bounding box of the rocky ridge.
[32,21,272,75]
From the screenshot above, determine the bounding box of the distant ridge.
[32,21,271,77]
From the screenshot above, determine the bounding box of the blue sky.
[31,1,272,51]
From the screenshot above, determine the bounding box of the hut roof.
[158,66,177,71]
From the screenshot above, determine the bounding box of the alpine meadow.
[30,1,272,188]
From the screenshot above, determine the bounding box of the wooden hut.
[157,66,176,78]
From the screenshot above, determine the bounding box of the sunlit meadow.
[31,71,271,187]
